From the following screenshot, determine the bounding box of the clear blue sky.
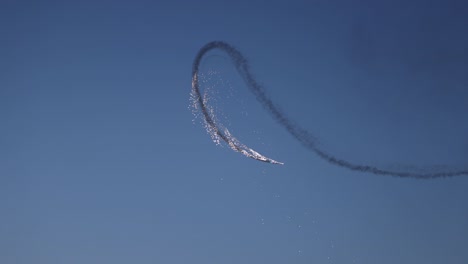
[1,0,468,263]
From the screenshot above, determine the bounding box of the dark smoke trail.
[191,41,468,179]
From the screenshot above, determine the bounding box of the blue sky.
[1,0,468,263]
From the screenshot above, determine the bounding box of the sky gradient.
[1,0,468,263]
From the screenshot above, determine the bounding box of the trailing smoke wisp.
[191,41,468,179]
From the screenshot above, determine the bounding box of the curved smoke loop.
[191,41,468,179]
